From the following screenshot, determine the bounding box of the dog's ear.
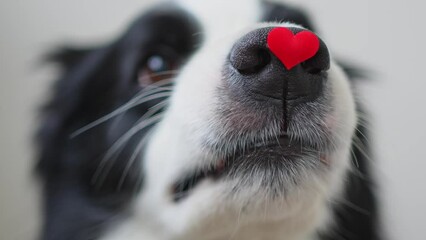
[40,45,119,132]
[46,46,95,72]
[37,43,116,173]
[336,59,372,81]
[261,1,316,31]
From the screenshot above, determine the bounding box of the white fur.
[101,0,357,239]
[176,0,261,39]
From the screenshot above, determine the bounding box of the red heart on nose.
[267,27,320,70]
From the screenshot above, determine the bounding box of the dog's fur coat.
[36,0,381,239]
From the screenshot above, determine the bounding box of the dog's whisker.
[350,147,360,169]
[70,77,174,138]
[116,130,150,191]
[137,70,180,85]
[116,102,169,190]
[351,136,373,163]
[142,76,176,88]
[92,113,164,188]
[70,89,172,138]
[94,102,167,184]
[354,125,370,141]
[94,116,163,190]
[143,69,181,78]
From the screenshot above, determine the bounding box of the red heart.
[267,27,320,70]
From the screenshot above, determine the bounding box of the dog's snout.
[227,27,330,107]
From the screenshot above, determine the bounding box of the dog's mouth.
[170,135,306,202]
[171,159,227,202]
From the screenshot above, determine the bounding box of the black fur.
[36,2,381,240]
[36,5,201,240]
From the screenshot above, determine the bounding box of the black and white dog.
[36,0,381,239]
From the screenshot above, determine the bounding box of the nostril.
[230,47,271,75]
[307,68,322,75]
[238,49,271,75]
[301,62,323,75]
[300,42,330,75]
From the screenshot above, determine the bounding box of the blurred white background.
[0,0,425,239]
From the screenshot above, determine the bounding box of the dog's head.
[37,1,368,240]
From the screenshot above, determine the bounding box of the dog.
[36,0,382,239]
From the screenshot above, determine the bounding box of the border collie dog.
[36,0,381,239]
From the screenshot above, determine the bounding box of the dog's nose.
[228,27,330,105]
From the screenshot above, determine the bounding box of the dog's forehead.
[174,0,262,37]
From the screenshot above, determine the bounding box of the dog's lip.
[170,135,295,203]
[170,159,226,203]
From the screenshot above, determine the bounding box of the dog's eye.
[138,54,175,86]
[147,55,170,73]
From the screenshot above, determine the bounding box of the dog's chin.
[171,128,331,203]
